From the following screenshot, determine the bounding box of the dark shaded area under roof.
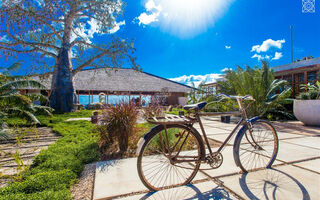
[31,68,191,93]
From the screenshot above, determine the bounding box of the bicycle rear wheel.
[137,124,203,191]
[234,120,279,172]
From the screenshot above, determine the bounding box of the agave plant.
[217,61,292,118]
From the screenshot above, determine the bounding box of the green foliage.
[85,103,104,110]
[217,61,292,118]
[0,111,99,199]
[0,189,71,200]
[1,170,76,194]
[298,81,320,100]
[0,65,52,138]
[165,108,186,115]
[206,98,238,112]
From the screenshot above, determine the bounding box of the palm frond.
[6,108,40,124]
[0,79,45,92]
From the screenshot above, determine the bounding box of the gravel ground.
[71,163,97,200]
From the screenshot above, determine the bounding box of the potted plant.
[294,81,320,126]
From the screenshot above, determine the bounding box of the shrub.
[0,189,71,200]
[85,103,104,110]
[142,104,164,119]
[0,170,76,195]
[299,81,320,100]
[0,111,99,199]
[99,102,138,153]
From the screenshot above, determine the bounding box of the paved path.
[93,118,320,200]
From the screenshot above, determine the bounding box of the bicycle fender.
[136,125,163,156]
[233,116,260,166]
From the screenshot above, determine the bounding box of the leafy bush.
[0,111,99,199]
[297,81,320,100]
[0,189,71,200]
[217,61,292,118]
[206,98,238,112]
[99,102,138,153]
[85,103,104,110]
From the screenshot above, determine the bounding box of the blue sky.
[118,0,320,85]
[1,0,319,86]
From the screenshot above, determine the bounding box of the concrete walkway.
[93,118,320,200]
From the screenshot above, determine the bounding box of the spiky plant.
[0,63,53,139]
[217,61,292,118]
[101,101,138,152]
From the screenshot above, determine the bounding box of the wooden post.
[292,73,294,97]
[304,71,307,84]
[107,92,109,105]
[89,90,91,104]
[128,91,131,103]
[139,92,142,106]
[77,90,80,104]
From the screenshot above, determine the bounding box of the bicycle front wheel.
[137,124,203,191]
[234,120,279,173]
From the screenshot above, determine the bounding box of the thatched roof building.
[27,68,191,105]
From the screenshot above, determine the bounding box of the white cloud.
[0,35,9,42]
[221,67,232,72]
[109,20,125,34]
[136,0,162,26]
[135,0,234,38]
[71,18,125,43]
[225,45,231,49]
[145,0,162,11]
[272,52,283,60]
[251,39,285,53]
[169,73,222,87]
[251,54,271,61]
[137,12,160,25]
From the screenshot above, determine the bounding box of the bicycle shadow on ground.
[139,184,232,200]
[239,168,310,200]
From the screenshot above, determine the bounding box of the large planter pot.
[293,99,320,126]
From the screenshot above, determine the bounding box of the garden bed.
[0,110,99,200]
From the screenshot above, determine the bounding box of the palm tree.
[0,63,53,139]
[217,61,292,118]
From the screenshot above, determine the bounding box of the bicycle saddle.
[183,102,207,111]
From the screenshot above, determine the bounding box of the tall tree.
[0,0,136,112]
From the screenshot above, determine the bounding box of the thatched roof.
[32,68,191,93]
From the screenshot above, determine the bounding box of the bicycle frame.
[171,96,258,163]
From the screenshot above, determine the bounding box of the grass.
[1,110,156,199]
[165,108,186,115]
[0,110,98,200]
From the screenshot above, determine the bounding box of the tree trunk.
[49,45,75,112]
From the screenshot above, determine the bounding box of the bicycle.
[136,94,279,191]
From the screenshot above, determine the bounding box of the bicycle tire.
[137,124,204,191]
[234,120,279,173]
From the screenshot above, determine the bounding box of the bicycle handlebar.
[217,93,255,101]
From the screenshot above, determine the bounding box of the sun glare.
[153,0,234,38]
